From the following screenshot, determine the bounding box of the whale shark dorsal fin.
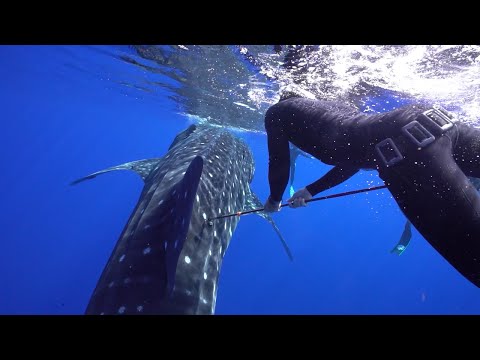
[245,189,294,262]
[69,158,162,186]
[159,156,203,296]
[168,124,197,151]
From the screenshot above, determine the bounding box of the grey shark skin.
[72,124,291,315]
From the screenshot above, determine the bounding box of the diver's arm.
[305,165,359,196]
[266,117,290,203]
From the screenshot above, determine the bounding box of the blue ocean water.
[1,45,479,315]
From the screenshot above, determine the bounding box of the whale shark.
[72,124,291,315]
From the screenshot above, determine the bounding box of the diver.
[262,95,480,288]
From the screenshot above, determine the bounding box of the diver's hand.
[287,187,312,208]
[263,196,282,213]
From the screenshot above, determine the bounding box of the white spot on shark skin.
[224,222,227,230]
[158,199,164,206]
[204,272,208,280]
[207,172,213,178]
[229,228,232,236]
[140,209,145,215]
[119,254,125,263]
[208,159,213,164]
[227,169,230,175]
[143,247,151,255]
[144,224,151,230]
[214,230,217,237]
[185,256,191,264]
[202,213,207,220]
[215,155,220,159]
[137,305,144,312]
[202,298,208,304]
[218,208,221,214]
[108,281,115,288]
[196,194,200,203]
[209,249,212,256]
[118,306,126,314]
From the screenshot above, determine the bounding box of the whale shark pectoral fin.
[289,185,295,198]
[390,220,412,256]
[246,190,294,262]
[69,158,163,186]
[468,176,480,191]
[160,156,204,296]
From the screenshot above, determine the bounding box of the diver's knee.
[264,105,283,128]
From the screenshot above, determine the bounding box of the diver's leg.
[453,123,480,178]
[378,134,480,288]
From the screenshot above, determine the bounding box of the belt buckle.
[421,106,454,132]
[401,120,435,148]
[375,138,404,167]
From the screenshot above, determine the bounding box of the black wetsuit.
[265,96,480,288]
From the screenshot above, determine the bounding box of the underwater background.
[1,45,480,314]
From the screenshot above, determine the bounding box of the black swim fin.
[390,220,412,256]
